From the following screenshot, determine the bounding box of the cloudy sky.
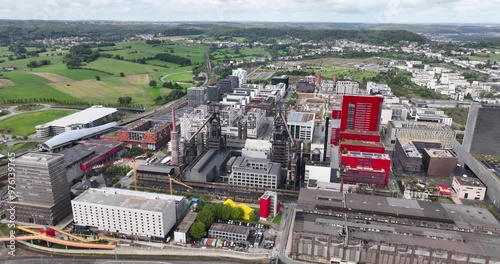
[0,0,499,24]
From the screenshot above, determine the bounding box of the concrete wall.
[454,140,500,207]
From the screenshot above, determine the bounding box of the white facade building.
[72,188,177,238]
[232,68,247,85]
[228,157,282,189]
[451,176,486,201]
[304,164,332,186]
[241,139,272,159]
[36,106,117,137]
[287,112,315,142]
[246,108,266,138]
[336,81,360,95]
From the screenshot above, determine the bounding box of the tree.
[221,204,232,221]
[95,76,101,81]
[189,221,205,240]
[230,207,244,220]
[197,207,214,227]
[248,211,256,221]
[120,72,125,77]
[149,80,157,88]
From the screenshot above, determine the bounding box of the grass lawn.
[211,47,270,64]
[164,71,193,82]
[85,58,171,75]
[441,107,469,129]
[0,110,76,136]
[468,53,500,61]
[272,214,282,225]
[0,144,6,153]
[9,142,38,153]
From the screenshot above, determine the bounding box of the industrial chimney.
[171,108,180,166]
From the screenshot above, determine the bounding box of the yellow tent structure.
[223,199,254,220]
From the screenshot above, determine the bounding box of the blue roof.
[41,122,117,150]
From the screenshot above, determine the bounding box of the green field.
[319,67,378,83]
[468,53,500,61]
[0,41,208,106]
[211,47,271,64]
[9,142,38,153]
[0,110,76,136]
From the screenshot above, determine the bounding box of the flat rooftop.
[474,154,500,180]
[232,156,281,176]
[390,120,453,131]
[45,106,116,127]
[341,130,380,136]
[176,211,197,233]
[209,223,250,235]
[73,188,176,212]
[397,138,421,158]
[424,148,456,158]
[287,112,315,124]
[454,176,486,188]
[343,151,390,160]
[341,140,384,148]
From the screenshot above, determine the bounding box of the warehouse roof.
[175,211,197,233]
[73,188,175,212]
[41,122,117,150]
[45,106,117,127]
[287,112,315,123]
[209,223,250,236]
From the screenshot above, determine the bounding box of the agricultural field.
[468,53,500,61]
[319,67,378,83]
[0,110,76,136]
[211,47,271,64]
[0,41,207,106]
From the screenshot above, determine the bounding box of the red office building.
[341,151,391,186]
[259,191,279,220]
[340,130,381,142]
[340,95,383,132]
[340,140,385,154]
[331,107,342,120]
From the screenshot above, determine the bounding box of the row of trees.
[190,203,250,240]
[27,60,51,68]
[153,53,191,66]
[118,96,132,104]
[1,97,145,109]
[154,90,185,105]
[162,81,183,89]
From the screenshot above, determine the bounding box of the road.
[275,203,303,264]
[1,258,241,264]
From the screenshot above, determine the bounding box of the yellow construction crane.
[168,173,192,195]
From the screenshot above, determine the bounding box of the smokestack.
[332,73,337,87]
[315,72,322,87]
[171,108,180,166]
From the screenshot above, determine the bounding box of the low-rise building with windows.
[228,157,282,189]
[208,223,250,242]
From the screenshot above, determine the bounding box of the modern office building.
[296,79,315,93]
[339,140,385,154]
[259,191,279,220]
[6,153,72,225]
[228,157,282,189]
[411,107,453,126]
[422,148,458,177]
[271,75,289,89]
[463,103,500,156]
[187,87,208,107]
[36,106,117,137]
[340,95,384,132]
[387,120,455,148]
[241,139,272,159]
[394,138,423,173]
[208,223,250,242]
[72,188,177,238]
[232,68,247,85]
[246,108,266,139]
[341,151,391,186]
[304,162,333,186]
[287,112,315,142]
[451,176,486,201]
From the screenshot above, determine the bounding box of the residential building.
[71,188,177,238]
[336,81,360,95]
[386,120,455,148]
[287,112,315,142]
[341,151,391,186]
[7,153,72,225]
[232,68,247,85]
[366,82,391,95]
[217,79,233,94]
[259,191,279,220]
[451,176,486,201]
[179,105,210,140]
[395,138,422,173]
[228,157,282,189]
[463,103,500,156]
[187,87,208,107]
[340,95,384,132]
[411,107,453,126]
[208,223,250,242]
[422,149,458,177]
[36,106,117,137]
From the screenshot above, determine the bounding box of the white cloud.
[0,0,498,22]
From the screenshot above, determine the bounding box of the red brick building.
[101,119,171,151]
